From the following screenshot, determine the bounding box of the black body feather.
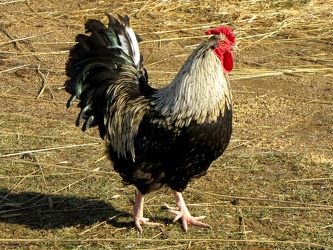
[66,14,232,195]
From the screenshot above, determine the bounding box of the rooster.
[65,13,235,232]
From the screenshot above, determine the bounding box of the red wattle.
[222,50,233,74]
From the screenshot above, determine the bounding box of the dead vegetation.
[0,0,332,249]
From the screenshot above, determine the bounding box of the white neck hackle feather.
[152,37,232,127]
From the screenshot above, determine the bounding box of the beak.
[232,43,239,52]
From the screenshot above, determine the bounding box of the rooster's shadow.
[0,188,133,230]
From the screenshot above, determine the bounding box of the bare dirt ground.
[0,0,332,249]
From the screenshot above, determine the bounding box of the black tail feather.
[66,95,76,109]
[82,116,95,131]
[76,103,92,127]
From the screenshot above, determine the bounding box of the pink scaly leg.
[166,190,212,232]
[133,189,161,233]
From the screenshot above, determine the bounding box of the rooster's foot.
[134,217,161,233]
[166,191,212,232]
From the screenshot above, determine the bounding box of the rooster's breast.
[166,104,232,191]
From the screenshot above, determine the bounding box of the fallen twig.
[0,143,99,158]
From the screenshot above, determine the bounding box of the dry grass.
[0,0,332,249]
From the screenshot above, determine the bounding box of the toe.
[134,217,162,233]
[181,216,212,232]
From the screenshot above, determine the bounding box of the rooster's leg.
[166,190,212,232]
[133,189,161,233]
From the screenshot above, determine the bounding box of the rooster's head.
[205,27,236,74]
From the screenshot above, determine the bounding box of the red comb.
[205,27,236,44]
